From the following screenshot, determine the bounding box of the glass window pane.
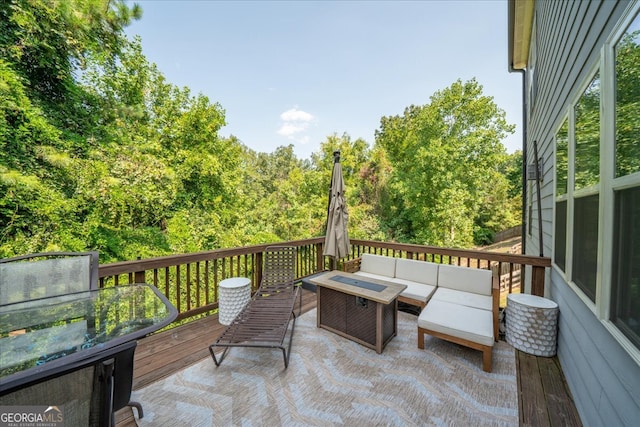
[554,200,567,272]
[611,186,640,349]
[615,13,640,178]
[556,120,569,195]
[572,194,599,302]
[574,74,600,190]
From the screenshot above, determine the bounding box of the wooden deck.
[116,289,581,427]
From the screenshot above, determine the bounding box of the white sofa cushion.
[394,258,438,285]
[418,299,494,347]
[431,288,493,311]
[359,253,396,278]
[437,264,492,296]
[390,278,436,304]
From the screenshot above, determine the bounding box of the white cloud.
[277,123,307,137]
[277,107,315,142]
[280,108,313,122]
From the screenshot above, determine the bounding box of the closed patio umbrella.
[323,151,350,268]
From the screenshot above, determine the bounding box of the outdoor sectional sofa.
[343,253,499,372]
[343,253,438,308]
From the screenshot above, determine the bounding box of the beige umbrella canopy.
[323,151,350,264]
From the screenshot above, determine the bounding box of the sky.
[124,0,523,160]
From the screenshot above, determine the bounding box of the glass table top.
[0,284,177,387]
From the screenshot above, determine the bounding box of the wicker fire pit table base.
[308,271,406,354]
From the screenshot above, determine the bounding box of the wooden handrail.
[98,237,551,325]
[347,239,551,267]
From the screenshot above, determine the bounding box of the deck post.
[315,243,324,271]
[531,265,545,296]
[255,252,263,289]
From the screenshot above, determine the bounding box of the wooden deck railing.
[98,238,551,323]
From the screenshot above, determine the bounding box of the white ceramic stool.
[506,293,559,357]
[218,277,251,326]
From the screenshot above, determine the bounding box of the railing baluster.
[205,260,210,304]
[185,263,191,311]
[214,259,219,302]
[164,267,170,299]
[98,237,550,324]
[509,263,514,294]
[196,262,201,309]
[175,265,181,313]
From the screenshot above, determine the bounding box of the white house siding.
[524,0,640,425]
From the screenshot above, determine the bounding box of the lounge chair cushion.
[418,299,494,347]
[359,253,396,278]
[437,264,492,296]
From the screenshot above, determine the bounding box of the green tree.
[0,1,525,261]
[238,144,324,242]
[311,133,386,240]
[375,78,516,247]
[0,0,141,258]
[80,38,240,258]
[0,0,141,148]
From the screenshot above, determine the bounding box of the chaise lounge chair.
[209,246,301,368]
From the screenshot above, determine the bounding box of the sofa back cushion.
[359,253,396,278]
[437,264,492,296]
[395,258,438,285]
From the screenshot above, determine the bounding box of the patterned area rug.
[132,309,517,426]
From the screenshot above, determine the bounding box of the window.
[610,11,640,348]
[615,15,640,178]
[554,200,567,271]
[556,120,569,196]
[611,187,640,349]
[572,194,599,301]
[553,70,601,304]
[574,74,600,190]
[554,119,569,272]
[572,74,601,303]
[551,5,640,355]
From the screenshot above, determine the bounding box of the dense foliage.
[0,0,521,262]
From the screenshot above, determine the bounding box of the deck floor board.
[116,289,581,426]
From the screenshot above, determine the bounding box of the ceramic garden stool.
[218,277,251,326]
[506,293,559,357]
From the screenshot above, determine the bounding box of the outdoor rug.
[131,309,518,426]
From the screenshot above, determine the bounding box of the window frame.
[550,1,640,363]
[553,116,570,274]
[552,64,602,312]
[602,4,640,362]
